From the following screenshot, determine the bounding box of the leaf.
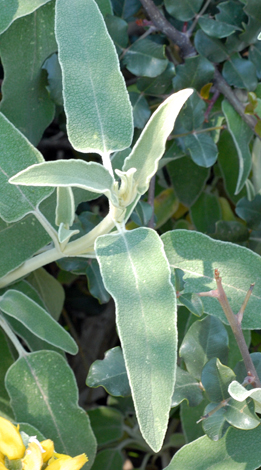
[129,92,151,129]
[42,53,63,106]
[217,1,247,28]
[164,0,204,21]
[168,156,209,207]
[180,399,207,443]
[190,192,222,233]
[179,316,229,380]
[229,380,261,405]
[6,351,97,467]
[183,133,218,168]
[194,30,229,63]
[222,100,252,194]
[173,56,215,92]
[222,53,258,91]
[123,39,168,78]
[27,268,65,320]
[0,113,53,223]
[198,17,236,38]
[111,0,141,20]
[0,215,50,281]
[0,290,77,354]
[0,329,15,404]
[95,0,113,17]
[244,0,261,22]
[171,367,203,407]
[86,347,131,397]
[225,398,260,430]
[178,293,204,317]
[154,188,179,229]
[201,358,235,402]
[0,0,52,34]
[95,228,177,452]
[162,229,261,329]
[123,89,193,196]
[88,407,124,445]
[202,404,228,441]
[55,0,133,155]
[236,195,261,229]
[55,187,75,228]
[137,63,175,95]
[91,449,124,470]
[0,1,57,145]
[174,92,205,133]
[249,42,261,79]
[105,15,128,54]
[165,426,261,469]
[86,260,110,304]
[212,220,249,243]
[9,160,118,206]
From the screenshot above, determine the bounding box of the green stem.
[0,314,27,357]
[171,125,225,139]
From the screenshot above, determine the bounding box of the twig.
[198,269,261,388]
[187,0,212,37]
[204,89,220,121]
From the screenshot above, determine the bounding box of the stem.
[237,283,255,325]
[0,315,27,357]
[197,399,229,423]
[187,0,212,37]
[120,25,157,60]
[101,151,114,177]
[171,125,225,139]
[204,90,220,122]
[34,208,60,251]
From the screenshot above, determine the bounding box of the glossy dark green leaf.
[174,92,205,133]
[236,196,261,229]
[105,15,128,54]
[222,53,258,91]
[222,100,252,194]
[111,0,141,20]
[91,449,124,470]
[137,63,175,95]
[178,293,204,317]
[225,398,260,430]
[167,156,209,207]
[129,92,151,129]
[194,30,229,63]
[86,347,131,397]
[202,404,228,441]
[95,0,113,16]
[173,55,214,92]
[244,0,261,22]
[171,367,203,407]
[211,220,249,242]
[0,329,15,404]
[180,399,207,443]
[42,53,63,106]
[249,42,261,79]
[86,260,110,304]
[131,200,153,227]
[123,39,168,78]
[0,1,57,145]
[183,133,218,168]
[27,268,65,320]
[190,192,221,233]
[164,0,204,21]
[217,130,247,203]
[198,17,236,38]
[88,407,124,445]
[6,351,97,467]
[202,358,235,402]
[179,316,229,380]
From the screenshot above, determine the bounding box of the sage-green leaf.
[222,100,253,194]
[229,381,261,407]
[190,192,222,233]
[91,449,124,470]
[179,316,229,380]
[164,0,204,21]
[123,89,193,196]
[55,0,133,155]
[6,351,97,467]
[0,1,57,145]
[162,230,261,329]
[0,215,50,281]
[171,367,203,407]
[0,290,77,354]
[88,407,124,445]
[9,160,118,206]
[95,228,177,452]
[167,156,209,207]
[222,53,258,91]
[55,187,75,228]
[86,347,131,397]
[201,358,235,402]
[123,39,168,78]
[0,0,52,35]
[183,132,218,168]
[0,113,53,223]
[173,55,215,92]
[165,426,261,469]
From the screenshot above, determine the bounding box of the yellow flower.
[46,453,88,470]
[0,417,25,460]
[0,452,5,464]
[0,463,8,470]
[41,439,54,463]
[22,441,43,470]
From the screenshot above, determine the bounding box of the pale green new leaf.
[55,187,75,228]
[9,160,118,206]
[222,100,252,194]
[95,228,177,452]
[0,1,57,145]
[229,380,261,404]
[123,89,193,195]
[0,0,52,35]
[0,290,77,354]
[55,0,133,155]
[162,230,261,329]
[6,351,97,467]
[0,113,53,223]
